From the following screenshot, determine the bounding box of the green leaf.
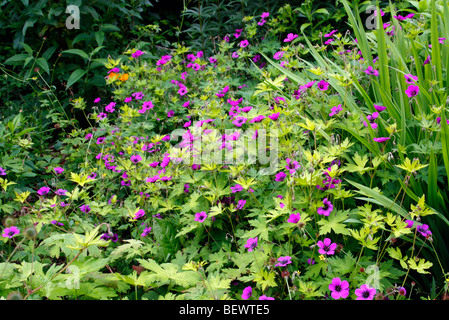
[317,210,351,235]
[4,53,30,65]
[66,68,87,89]
[35,58,50,75]
[61,49,89,60]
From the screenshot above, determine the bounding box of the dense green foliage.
[1,0,449,301]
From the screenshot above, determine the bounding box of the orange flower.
[119,73,129,81]
[108,72,118,80]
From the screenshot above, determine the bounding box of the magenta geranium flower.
[417,224,432,238]
[317,198,333,216]
[54,167,64,174]
[329,104,342,117]
[231,184,243,193]
[284,33,298,42]
[364,66,379,76]
[259,295,275,300]
[242,286,252,300]
[373,137,390,143]
[232,116,247,127]
[141,227,152,237]
[423,55,431,66]
[329,277,350,300]
[273,51,284,60]
[194,211,207,222]
[317,80,329,91]
[79,204,91,213]
[237,199,246,210]
[239,39,249,48]
[324,29,338,38]
[250,115,265,123]
[355,284,376,300]
[0,167,6,176]
[37,186,50,196]
[373,104,386,112]
[286,158,300,174]
[363,112,379,129]
[287,212,301,223]
[275,256,292,267]
[132,50,144,58]
[2,226,20,238]
[317,238,337,255]
[275,171,286,182]
[130,154,142,163]
[105,102,116,113]
[244,237,258,252]
[134,209,145,220]
[404,74,418,84]
[405,85,419,98]
[268,112,279,121]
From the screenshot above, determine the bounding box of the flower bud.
[24,227,37,240]
[7,291,23,300]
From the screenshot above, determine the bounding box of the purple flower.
[329,104,342,117]
[37,186,50,196]
[329,277,350,299]
[239,40,249,48]
[275,171,286,182]
[275,256,292,267]
[242,286,252,300]
[317,238,337,255]
[355,284,376,300]
[364,66,379,76]
[317,80,329,91]
[237,199,246,210]
[56,189,68,196]
[417,224,432,238]
[244,237,258,252]
[130,154,142,163]
[96,137,106,144]
[273,51,284,60]
[405,219,414,228]
[250,115,266,123]
[134,209,145,219]
[404,74,418,84]
[2,226,20,238]
[363,112,379,129]
[373,137,390,143]
[231,184,243,193]
[54,167,64,174]
[317,198,333,216]
[284,33,298,42]
[268,112,280,121]
[194,211,207,222]
[232,117,247,127]
[79,204,91,213]
[259,295,275,300]
[405,85,419,98]
[141,227,152,237]
[132,50,144,58]
[286,158,300,174]
[423,55,431,66]
[374,104,386,112]
[287,212,301,223]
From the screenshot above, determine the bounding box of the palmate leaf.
[317,210,351,236]
[136,259,200,288]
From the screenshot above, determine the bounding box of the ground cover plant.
[1,0,449,301]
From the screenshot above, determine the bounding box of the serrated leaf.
[317,210,351,235]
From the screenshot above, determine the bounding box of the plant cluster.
[1,0,449,301]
